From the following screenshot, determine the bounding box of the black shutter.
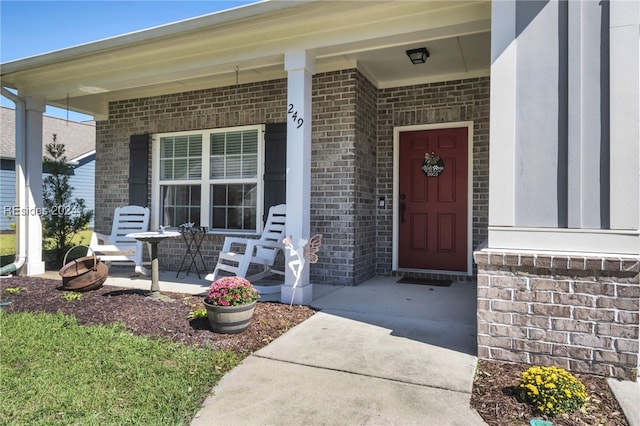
[128,134,149,207]
[263,123,287,223]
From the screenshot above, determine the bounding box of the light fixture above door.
[406,47,429,64]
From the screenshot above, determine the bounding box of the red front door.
[398,128,468,271]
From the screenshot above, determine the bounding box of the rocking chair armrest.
[221,237,283,253]
[221,236,253,251]
[90,231,111,246]
[250,240,284,251]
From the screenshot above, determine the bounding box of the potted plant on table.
[203,276,260,334]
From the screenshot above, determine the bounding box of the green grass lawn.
[0,230,93,266]
[0,310,240,425]
[0,233,18,257]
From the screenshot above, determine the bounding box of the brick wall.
[376,77,490,278]
[96,73,369,284]
[475,249,640,379]
[309,69,377,285]
[353,72,378,284]
[95,72,490,285]
[310,70,358,284]
[96,80,289,273]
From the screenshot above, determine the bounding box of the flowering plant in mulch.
[519,365,588,416]
[204,276,259,307]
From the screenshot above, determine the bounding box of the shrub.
[42,135,93,264]
[519,365,588,416]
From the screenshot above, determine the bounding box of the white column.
[487,0,517,237]
[22,96,45,275]
[609,0,639,231]
[281,51,314,305]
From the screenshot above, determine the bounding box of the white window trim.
[151,124,265,235]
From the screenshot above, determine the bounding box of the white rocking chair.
[89,205,150,274]
[206,204,286,283]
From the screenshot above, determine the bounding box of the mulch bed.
[471,359,630,425]
[0,276,316,353]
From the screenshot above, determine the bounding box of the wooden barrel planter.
[203,300,257,334]
[58,246,109,292]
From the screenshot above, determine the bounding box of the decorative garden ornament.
[283,234,322,306]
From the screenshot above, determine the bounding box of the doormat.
[396,277,452,287]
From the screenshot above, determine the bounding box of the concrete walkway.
[191,276,486,425]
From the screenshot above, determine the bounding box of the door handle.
[399,193,406,223]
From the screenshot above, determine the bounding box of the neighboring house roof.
[0,0,491,120]
[0,106,95,162]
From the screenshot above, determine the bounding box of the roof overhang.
[1,0,491,120]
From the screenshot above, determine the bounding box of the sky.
[0,0,257,121]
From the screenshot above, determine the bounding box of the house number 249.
[288,104,304,129]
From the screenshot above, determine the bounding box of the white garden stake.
[283,234,322,307]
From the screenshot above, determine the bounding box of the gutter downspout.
[1,87,27,275]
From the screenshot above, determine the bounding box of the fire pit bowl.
[58,246,109,292]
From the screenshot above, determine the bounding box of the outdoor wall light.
[406,47,429,64]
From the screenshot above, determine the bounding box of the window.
[210,130,259,231]
[153,125,264,233]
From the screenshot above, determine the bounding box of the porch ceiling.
[0,0,490,120]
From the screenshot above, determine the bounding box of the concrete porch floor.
[35,265,342,300]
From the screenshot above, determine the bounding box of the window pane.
[174,136,188,157]
[210,183,256,231]
[175,186,189,205]
[190,185,201,204]
[212,207,226,228]
[212,185,226,205]
[226,156,241,178]
[211,134,224,155]
[210,156,224,179]
[243,131,258,152]
[160,185,200,227]
[160,159,173,180]
[174,159,188,179]
[161,139,174,157]
[226,132,242,154]
[188,158,202,179]
[243,154,258,178]
[244,207,256,230]
[209,129,259,180]
[160,135,202,181]
[227,184,243,206]
[226,207,242,229]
